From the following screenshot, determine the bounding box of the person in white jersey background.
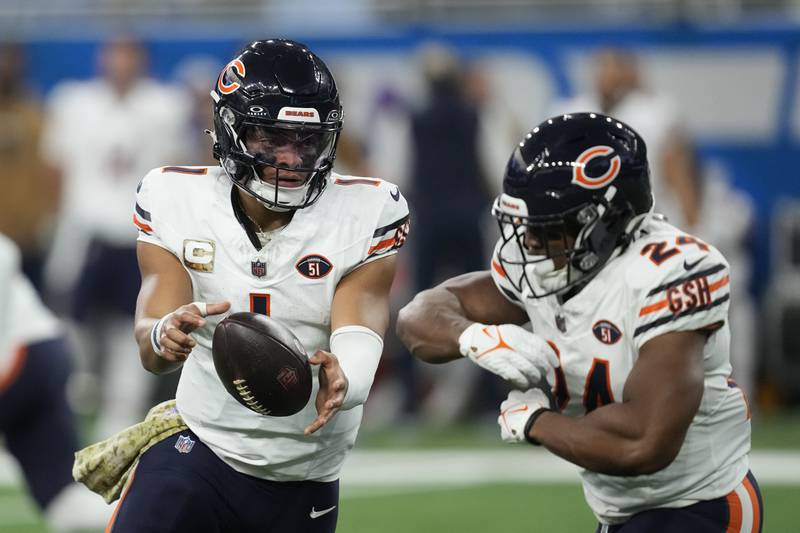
[397,113,761,533]
[0,234,112,532]
[41,36,192,438]
[103,39,409,532]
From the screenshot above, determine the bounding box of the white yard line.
[341,449,800,486]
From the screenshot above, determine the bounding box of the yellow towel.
[72,399,188,503]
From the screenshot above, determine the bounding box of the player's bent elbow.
[395,310,443,363]
[617,440,681,476]
[395,304,425,355]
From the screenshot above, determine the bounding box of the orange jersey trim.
[710,275,730,292]
[0,346,27,393]
[638,299,669,317]
[132,214,153,233]
[368,236,396,254]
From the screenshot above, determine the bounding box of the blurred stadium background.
[1,0,800,531]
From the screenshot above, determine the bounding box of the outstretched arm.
[304,255,397,435]
[396,270,529,363]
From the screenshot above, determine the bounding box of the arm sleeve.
[133,169,170,250]
[361,184,410,266]
[330,325,384,410]
[632,246,731,351]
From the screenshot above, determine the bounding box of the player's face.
[244,126,332,188]
[522,225,575,270]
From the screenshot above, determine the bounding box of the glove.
[498,389,552,444]
[458,323,559,389]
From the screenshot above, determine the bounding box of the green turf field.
[2,483,798,532]
[2,415,797,532]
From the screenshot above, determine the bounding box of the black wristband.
[523,407,552,446]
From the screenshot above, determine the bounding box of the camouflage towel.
[72,399,188,503]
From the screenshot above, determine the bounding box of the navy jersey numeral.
[583,358,615,413]
[249,293,270,316]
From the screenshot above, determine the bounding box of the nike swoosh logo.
[683,258,704,271]
[310,505,337,519]
[390,186,400,202]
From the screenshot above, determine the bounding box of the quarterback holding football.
[96,39,409,532]
[397,113,762,533]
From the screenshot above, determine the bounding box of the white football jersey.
[135,166,409,482]
[43,79,191,245]
[491,216,750,524]
[0,234,61,378]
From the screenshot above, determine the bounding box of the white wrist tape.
[329,325,384,411]
[149,316,168,357]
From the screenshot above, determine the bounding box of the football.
[212,312,312,417]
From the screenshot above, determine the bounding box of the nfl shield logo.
[174,434,195,454]
[251,259,267,278]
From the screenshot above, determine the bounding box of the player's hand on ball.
[459,323,559,389]
[304,350,348,435]
[498,389,551,444]
[156,301,231,362]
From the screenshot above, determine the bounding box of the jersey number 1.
[249,293,270,316]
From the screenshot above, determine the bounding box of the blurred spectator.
[0,43,60,290]
[410,44,491,290]
[377,44,497,422]
[552,47,690,225]
[173,55,221,166]
[664,144,757,401]
[41,36,192,438]
[0,233,111,532]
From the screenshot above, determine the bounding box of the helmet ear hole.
[221,107,236,126]
[577,205,598,225]
[224,159,239,177]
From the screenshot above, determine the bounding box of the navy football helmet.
[211,39,343,211]
[492,112,653,298]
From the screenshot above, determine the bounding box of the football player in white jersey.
[106,40,409,532]
[397,113,762,533]
[0,234,112,531]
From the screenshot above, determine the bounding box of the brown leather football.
[212,312,312,417]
